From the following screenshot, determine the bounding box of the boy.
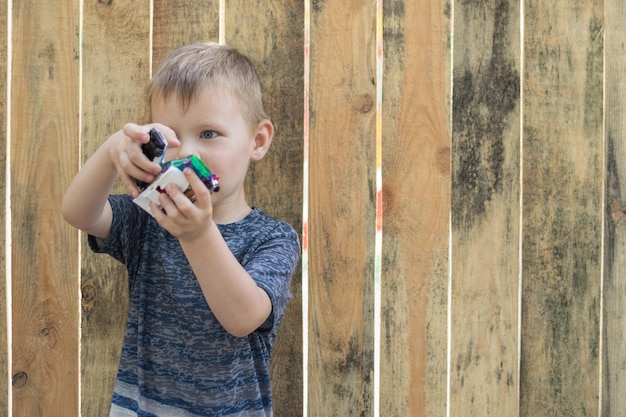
[62,42,300,416]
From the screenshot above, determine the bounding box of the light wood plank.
[603,0,626,415]
[380,0,450,416]
[80,2,151,416]
[224,2,305,415]
[308,1,377,415]
[521,1,603,415]
[10,1,80,415]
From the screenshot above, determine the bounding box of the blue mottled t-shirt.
[89,195,300,417]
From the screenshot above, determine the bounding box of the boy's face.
[151,87,265,215]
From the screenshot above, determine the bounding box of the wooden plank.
[603,1,626,415]
[521,1,603,416]
[0,0,7,413]
[80,2,151,415]
[449,1,521,416]
[224,2,304,415]
[152,0,220,67]
[10,1,80,415]
[308,1,376,415]
[380,0,450,416]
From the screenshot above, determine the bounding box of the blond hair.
[147,42,268,128]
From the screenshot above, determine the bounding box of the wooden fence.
[2,0,625,416]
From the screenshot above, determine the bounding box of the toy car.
[133,156,220,215]
[132,128,220,215]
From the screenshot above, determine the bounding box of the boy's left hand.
[150,167,214,240]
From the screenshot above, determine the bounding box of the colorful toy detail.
[163,155,220,193]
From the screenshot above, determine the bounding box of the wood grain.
[80,1,151,415]
[521,1,603,416]
[152,0,220,67]
[0,0,7,413]
[308,1,377,415]
[10,1,80,416]
[450,1,521,416]
[380,1,450,416]
[224,2,305,415]
[603,0,626,415]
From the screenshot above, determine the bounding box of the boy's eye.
[201,130,218,140]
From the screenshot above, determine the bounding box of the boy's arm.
[152,172,276,337]
[62,123,168,238]
[180,224,273,338]
[61,141,118,238]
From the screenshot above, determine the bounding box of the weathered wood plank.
[80,2,151,415]
[0,0,7,413]
[224,2,305,415]
[152,0,220,67]
[521,1,603,416]
[10,1,80,415]
[450,1,521,416]
[81,0,150,416]
[308,1,376,415]
[380,1,450,416]
[603,1,626,415]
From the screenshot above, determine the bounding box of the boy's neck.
[213,203,253,225]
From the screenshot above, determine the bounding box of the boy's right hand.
[108,123,180,197]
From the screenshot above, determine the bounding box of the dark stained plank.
[380,0,451,416]
[449,1,521,416]
[521,1,604,416]
[603,0,626,415]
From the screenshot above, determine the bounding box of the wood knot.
[436,146,451,175]
[12,371,28,388]
[81,280,97,309]
[354,94,374,114]
[610,200,626,224]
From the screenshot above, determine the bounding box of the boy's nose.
[176,141,200,159]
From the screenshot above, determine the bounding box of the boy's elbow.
[61,196,111,239]
[223,306,273,338]
[60,194,95,232]
[61,193,86,230]
[61,195,78,227]
[224,323,255,339]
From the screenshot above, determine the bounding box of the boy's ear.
[250,119,274,162]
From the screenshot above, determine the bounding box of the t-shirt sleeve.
[244,224,300,333]
[87,195,146,278]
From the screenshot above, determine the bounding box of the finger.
[183,168,211,207]
[164,182,195,217]
[161,188,191,217]
[150,202,168,222]
[123,136,163,176]
[122,175,141,198]
[158,190,174,209]
[123,123,151,144]
[119,150,159,185]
